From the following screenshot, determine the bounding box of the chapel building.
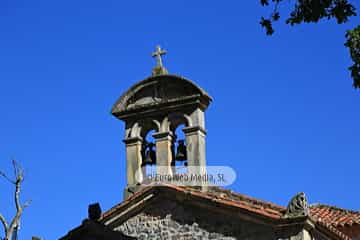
[60,46,360,240]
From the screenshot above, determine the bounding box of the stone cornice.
[152,131,173,141]
[123,137,143,145]
[183,126,207,136]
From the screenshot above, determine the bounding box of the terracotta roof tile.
[315,220,352,240]
[101,184,286,221]
[179,185,286,219]
[310,204,360,227]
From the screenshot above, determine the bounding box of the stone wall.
[116,213,235,240]
[113,198,277,240]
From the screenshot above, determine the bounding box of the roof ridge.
[205,186,286,211]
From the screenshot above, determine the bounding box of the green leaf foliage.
[259,0,359,89]
[345,26,360,88]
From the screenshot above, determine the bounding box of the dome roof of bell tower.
[111,74,212,120]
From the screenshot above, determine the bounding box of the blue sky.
[0,0,359,239]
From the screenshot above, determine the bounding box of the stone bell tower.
[111,46,212,199]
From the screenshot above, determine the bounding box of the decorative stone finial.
[284,192,309,218]
[151,45,168,76]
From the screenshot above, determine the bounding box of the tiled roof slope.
[185,186,359,239]
[101,185,286,221]
[102,184,359,239]
[310,204,360,227]
[310,204,360,239]
[180,186,286,219]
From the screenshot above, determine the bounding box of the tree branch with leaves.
[0,160,31,240]
[260,0,360,89]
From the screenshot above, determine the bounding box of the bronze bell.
[175,140,187,161]
[142,142,156,166]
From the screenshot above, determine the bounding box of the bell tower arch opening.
[141,129,157,179]
[168,113,190,173]
[172,124,188,176]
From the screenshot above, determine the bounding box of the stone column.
[183,126,207,190]
[123,136,143,188]
[153,131,173,177]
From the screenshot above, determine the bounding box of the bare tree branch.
[0,213,8,236]
[22,200,32,209]
[12,160,17,180]
[0,171,15,184]
[4,181,24,240]
[8,207,22,238]
[14,177,21,213]
[0,160,30,240]
[12,160,24,182]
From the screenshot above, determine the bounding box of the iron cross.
[152,45,167,67]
